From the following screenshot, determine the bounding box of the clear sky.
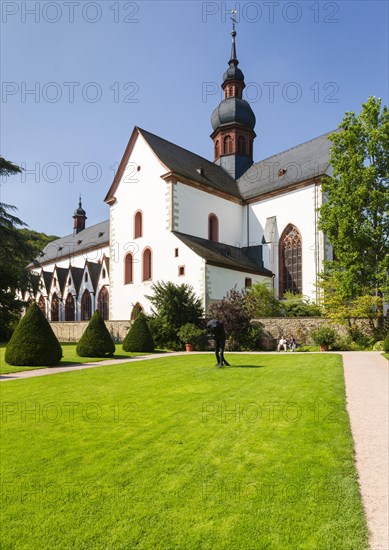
[1,0,388,236]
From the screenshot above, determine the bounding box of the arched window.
[81,289,92,321]
[65,293,75,321]
[214,140,220,158]
[223,135,232,154]
[142,248,152,281]
[238,135,246,154]
[51,293,59,322]
[279,224,302,297]
[97,287,109,320]
[130,303,143,320]
[134,211,143,238]
[229,86,233,97]
[208,214,219,242]
[124,253,133,284]
[38,295,46,316]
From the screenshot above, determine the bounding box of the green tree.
[244,282,281,317]
[209,288,251,350]
[147,281,203,348]
[5,302,62,366]
[76,310,115,357]
[18,228,59,258]
[318,97,389,323]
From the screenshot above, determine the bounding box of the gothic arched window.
[81,289,92,321]
[142,248,152,281]
[238,135,246,154]
[124,253,133,284]
[279,225,302,297]
[134,211,143,238]
[223,135,232,154]
[97,287,109,320]
[65,293,75,321]
[51,293,59,321]
[208,214,219,242]
[38,295,46,317]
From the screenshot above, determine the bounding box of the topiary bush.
[76,310,115,357]
[122,313,154,352]
[5,301,62,366]
[384,332,389,352]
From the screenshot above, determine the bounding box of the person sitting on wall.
[277,336,288,352]
[207,319,230,367]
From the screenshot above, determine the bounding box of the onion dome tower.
[73,195,87,235]
[211,19,256,179]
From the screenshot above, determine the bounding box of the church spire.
[210,15,256,180]
[73,195,87,235]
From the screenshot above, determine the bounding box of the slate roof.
[237,131,335,200]
[138,128,241,198]
[55,267,68,293]
[69,266,84,293]
[173,231,273,276]
[32,220,109,266]
[42,271,52,294]
[86,261,102,292]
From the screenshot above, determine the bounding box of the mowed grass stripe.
[0,354,368,549]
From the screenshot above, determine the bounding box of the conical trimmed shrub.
[123,313,154,352]
[76,310,115,357]
[5,302,62,366]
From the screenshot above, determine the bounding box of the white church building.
[28,27,334,323]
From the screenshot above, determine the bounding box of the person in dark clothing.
[207,319,230,367]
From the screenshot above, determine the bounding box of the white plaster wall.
[39,245,109,271]
[109,134,203,319]
[175,183,244,245]
[206,265,272,306]
[249,185,321,300]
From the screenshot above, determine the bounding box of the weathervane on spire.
[231,9,237,32]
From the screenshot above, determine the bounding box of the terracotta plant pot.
[320,344,329,352]
[185,343,193,352]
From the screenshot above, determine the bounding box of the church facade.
[27,28,333,322]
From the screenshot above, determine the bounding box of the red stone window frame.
[142,247,152,281]
[223,135,233,154]
[245,277,252,288]
[81,289,92,321]
[65,293,75,321]
[208,214,219,242]
[178,266,185,277]
[134,210,143,239]
[97,286,109,320]
[279,224,303,297]
[238,135,246,154]
[214,140,220,159]
[131,303,143,320]
[124,253,133,284]
[51,293,59,321]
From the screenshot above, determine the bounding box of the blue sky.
[1,0,388,236]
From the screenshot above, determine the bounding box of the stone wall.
[51,317,376,348]
[50,321,131,343]
[252,317,376,350]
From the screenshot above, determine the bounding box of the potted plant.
[311,324,338,352]
[177,323,203,352]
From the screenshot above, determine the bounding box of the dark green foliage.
[311,325,338,348]
[5,302,62,366]
[279,293,323,317]
[76,310,115,357]
[123,313,154,352]
[209,288,251,350]
[147,281,203,348]
[384,332,389,352]
[18,228,59,258]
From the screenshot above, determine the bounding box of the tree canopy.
[319,97,389,300]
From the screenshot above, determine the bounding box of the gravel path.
[1,350,388,548]
[341,352,388,550]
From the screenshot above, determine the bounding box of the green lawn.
[0,343,156,374]
[0,354,368,549]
